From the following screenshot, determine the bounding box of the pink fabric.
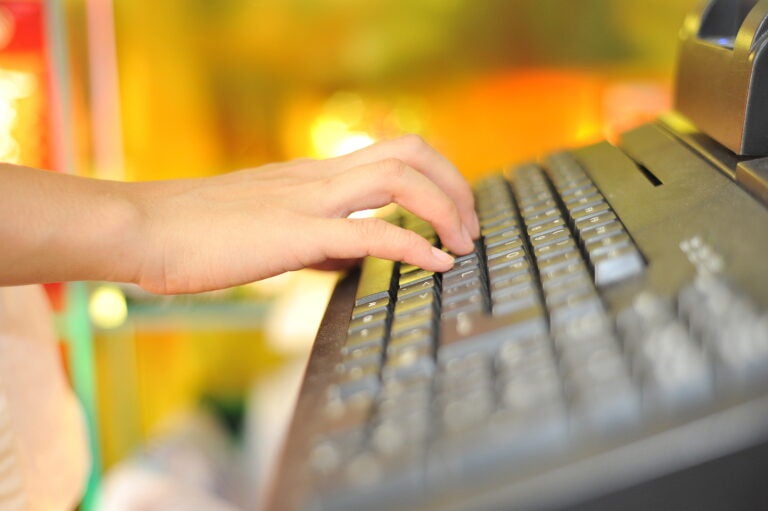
[0,285,89,510]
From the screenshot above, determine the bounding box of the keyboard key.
[398,278,438,300]
[537,248,582,273]
[563,194,605,214]
[355,257,395,306]
[580,220,624,244]
[487,245,526,267]
[480,211,517,229]
[346,325,386,348]
[501,371,561,411]
[329,371,380,403]
[492,284,539,317]
[562,185,598,204]
[442,267,483,288]
[488,259,530,281]
[443,253,481,276]
[440,305,547,361]
[442,277,485,304]
[490,270,535,297]
[575,211,618,233]
[530,227,571,248]
[539,260,588,283]
[520,199,558,217]
[395,290,437,316]
[571,201,612,224]
[485,238,524,259]
[527,217,566,237]
[382,345,435,381]
[591,244,644,287]
[342,343,383,361]
[348,310,388,334]
[534,237,576,261]
[391,310,434,337]
[482,219,518,237]
[441,390,494,434]
[549,293,604,328]
[398,269,435,288]
[569,382,641,435]
[351,297,390,320]
[586,232,632,257]
[485,228,522,248]
[441,294,485,319]
[525,208,562,227]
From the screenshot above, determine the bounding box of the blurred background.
[0,0,698,509]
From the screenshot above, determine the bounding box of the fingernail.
[431,246,455,266]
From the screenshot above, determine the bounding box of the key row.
[545,152,644,287]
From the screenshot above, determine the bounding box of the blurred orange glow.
[428,70,606,181]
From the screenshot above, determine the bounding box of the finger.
[320,159,474,255]
[331,134,480,238]
[317,217,456,272]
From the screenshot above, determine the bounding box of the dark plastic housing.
[675,0,768,156]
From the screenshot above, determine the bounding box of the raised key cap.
[575,211,618,234]
[440,306,546,361]
[346,325,386,348]
[585,233,632,258]
[351,296,390,320]
[486,248,527,270]
[355,257,395,306]
[527,218,566,237]
[482,219,519,237]
[485,229,522,248]
[398,279,438,300]
[571,202,611,223]
[395,291,436,316]
[348,310,388,333]
[399,269,435,288]
[486,238,524,259]
[442,267,483,288]
[591,244,645,287]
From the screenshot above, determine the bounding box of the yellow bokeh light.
[0,69,35,99]
[323,91,365,126]
[0,69,35,165]
[333,131,375,156]
[0,101,17,127]
[310,116,348,156]
[89,285,128,329]
[309,91,377,158]
[0,137,19,162]
[310,115,375,158]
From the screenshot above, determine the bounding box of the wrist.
[115,179,199,293]
[86,179,149,286]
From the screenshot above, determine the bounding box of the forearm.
[0,164,145,286]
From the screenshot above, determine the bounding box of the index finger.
[331,134,480,238]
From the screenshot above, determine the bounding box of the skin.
[0,134,480,294]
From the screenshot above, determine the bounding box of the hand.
[0,135,479,294]
[129,135,480,293]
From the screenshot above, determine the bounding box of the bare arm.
[0,135,479,294]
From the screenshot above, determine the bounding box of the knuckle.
[355,217,388,241]
[377,158,409,181]
[353,218,420,259]
[398,133,428,153]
